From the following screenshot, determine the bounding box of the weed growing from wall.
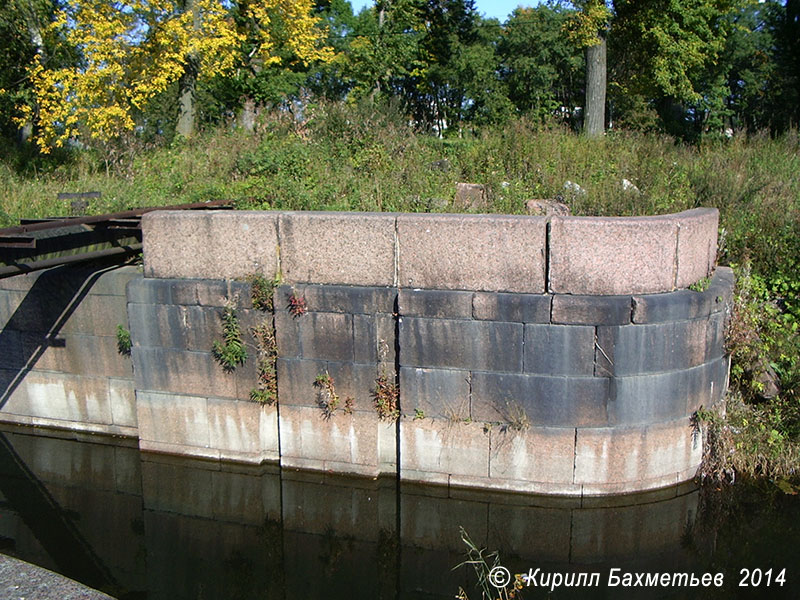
[373,372,399,421]
[248,273,281,312]
[288,292,307,317]
[250,321,278,404]
[314,372,339,418]
[212,299,247,372]
[116,324,131,356]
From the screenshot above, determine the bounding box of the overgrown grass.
[2,102,799,482]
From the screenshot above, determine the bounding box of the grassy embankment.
[1,102,798,485]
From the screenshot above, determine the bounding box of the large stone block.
[399,418,490,484]
[279,405,394,476]
[128,303,220,351]
[675,208,718,289]
[551,294,632,325]
[84,265,140,296]
[279,212,395,286]
[549,214,678,295]
[523,324,595,376]
[632,266,733,324]
[289,284,396,315]
[397,289,474,319]
[109,377,137,428]
[274,310,354,362]
[142,210,280,279]
[595,313,726,377]
[323,360,382,414]
[0,370,113,425]
[275,357,327,408]
[132,346,239,399]
[397,213,547,293]
[471,371,609,427]
[399,367,470,420]
[207,397,278,463]
[488,427,576,490]
[472,291,551,323]
[574,419,702,487]
[352,313,396,366]
[136,391,210,449]
[399,317,523,372]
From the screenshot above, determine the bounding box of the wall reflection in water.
[0,426,734,600]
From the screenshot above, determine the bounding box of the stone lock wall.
[0,208,731,497]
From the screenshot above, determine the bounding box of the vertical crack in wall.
[393,217,399,288]
[673,222,681,290]
[393,292,402,484]
[572,427,578,485]
[544,219,552,293]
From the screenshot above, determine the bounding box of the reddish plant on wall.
[288,292,307,317]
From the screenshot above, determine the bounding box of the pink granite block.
[676,208,718,289]
[549,214,678,295]
[142,211,280,279]
[279,212,395,286]
[397,213,547,293]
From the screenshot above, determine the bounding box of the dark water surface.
[0,425,797,600]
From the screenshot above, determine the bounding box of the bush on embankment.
[1,102,798,483]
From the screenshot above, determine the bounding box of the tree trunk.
[584,37,606,136]
[176,56,198,138]
[176,0,199,138]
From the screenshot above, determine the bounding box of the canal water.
[0,425,797,599]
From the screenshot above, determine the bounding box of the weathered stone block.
[323,360,382,414]
[275,357,328,408]
[549,214,678,295]
[135,391,210,449]
[398,289,474,319]
[399,418,490,482]
[274,311,353,362]
[676,208,718,289]
[471,372,609,427]
[291,284,396,315]
[489,426,575,487]
[399,317,523,372]
[126,277,172,305]
[472,292,551,323]
[595,314,725,377]
[397,213,547,293]
[207,397,278,463]
[84,265,140,296]
[279,212,395,286]
[0,370,113,425]
[399,367,470,420]
[279,405,391,476]
[606,358,728,425]
[352,313,396,366]
[132,346,238,399]
[632,267,733,323]
[574,419,702,485]
[109,377,137,427]
[128,303,217,351]
[523,324,595,375]
[551,294,632,325]
[23,333,132,379]
[142,210,280,279]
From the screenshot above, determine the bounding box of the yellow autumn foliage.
[18,0,331,152]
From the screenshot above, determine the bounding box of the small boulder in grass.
[525,199,570,216]
[454,182,489,211]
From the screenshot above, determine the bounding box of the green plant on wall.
[116,324,132,356]
[212,299,247,372]
[373,372,399,421]
[249,273,281,312]
[314,372,340,418]
[250,321,278,404]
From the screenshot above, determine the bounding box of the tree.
[610,0,742,136]
[17,0,332,153]
[499,5,584,124]
[566,0,611,136]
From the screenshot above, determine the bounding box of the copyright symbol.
[488,566,511,589]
